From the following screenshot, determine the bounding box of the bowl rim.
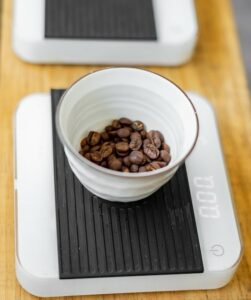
[55,67,199,178]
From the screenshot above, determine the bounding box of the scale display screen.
[194,176,220,218]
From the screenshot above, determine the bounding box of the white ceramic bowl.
[56,68,199,202]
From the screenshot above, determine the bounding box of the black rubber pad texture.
[51,89,203,279]
[45,0,157,40]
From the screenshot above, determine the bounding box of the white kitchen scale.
[14,92,242,298]
[13,0,197,65]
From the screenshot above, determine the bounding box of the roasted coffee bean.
[91,151,103,163]
[143,143,159,160]
[116,142,129,154]
[112,119,121,129]
[123,156,131,167]
[129,132,142,151]
[160,150,171,163]
[103,142,115,152]
[147,130,164,149]
[105,125,113,132]
[162,143,171,152]
[117,127,131,138]
[148,130,164,141]
[90,145,101,153]
[129,151,144,165]
[153,137,162,149]
[119,117,132,126]
[109,130,117,138]
[146,161,167,171]
[84,153,91,160]
[100,144,113,159]
[121,138,129,143]
[130,131,141,140]
[130,164,139,173]
[87,131,101,146]
[122,166,130,172]
[81,144,90,154]
[101,131,109,141]
[108,157,122,171]
[107,154,116,162]
[139,166,147,172]
[156,161,167,168]
[147,130,156,140]
[129,140,142,151]
[80,137,88,148]
[145,164,151,171]
[131,120,144,131]
[145,162,161,171]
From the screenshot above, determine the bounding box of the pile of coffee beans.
[79,118,171,173]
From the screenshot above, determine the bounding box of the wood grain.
[0,0,250,299]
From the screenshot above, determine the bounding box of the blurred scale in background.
[12,0,198,65]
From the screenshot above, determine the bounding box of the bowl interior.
[57,68,198,171]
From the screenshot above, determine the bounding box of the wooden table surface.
[0,0,251,299]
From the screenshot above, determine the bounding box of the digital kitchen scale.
[13,0,198,65]
[14,91,242,297]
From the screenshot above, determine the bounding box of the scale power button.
[210,244,224,256]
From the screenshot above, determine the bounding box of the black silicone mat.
[45,0,157,40]
[51,89,203,279]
